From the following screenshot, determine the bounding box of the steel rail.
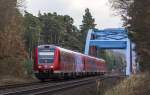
[0,76,100,95]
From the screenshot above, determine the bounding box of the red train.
[34,45,107,80]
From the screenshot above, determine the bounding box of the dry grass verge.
[0,75,37,86]
[104,73,150,95]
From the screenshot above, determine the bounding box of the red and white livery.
[34,45,107,80]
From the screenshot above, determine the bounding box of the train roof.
[37,44,105,62]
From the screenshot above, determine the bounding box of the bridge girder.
[84,28,132,76]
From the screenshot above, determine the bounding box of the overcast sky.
[25,0,123,29]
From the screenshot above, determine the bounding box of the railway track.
[0,75,126,95]
[0,81,40,90]
[0,79,63,90]
[0,76,101,95]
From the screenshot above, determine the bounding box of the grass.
[104,73,150,95]
[0,59,37,86]
[0,75,37,86]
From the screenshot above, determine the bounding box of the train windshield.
[38,48,55,64]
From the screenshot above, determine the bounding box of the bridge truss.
[84,28,132,75]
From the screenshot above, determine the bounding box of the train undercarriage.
[35,71,105,81]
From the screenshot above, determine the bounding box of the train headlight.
[50,66,54,68]
[38,65,42,69]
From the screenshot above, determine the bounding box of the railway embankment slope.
[0,75,37,86]
[103,73,150,95]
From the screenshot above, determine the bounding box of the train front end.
[34,45,60,80]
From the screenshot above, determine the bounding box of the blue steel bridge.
[84,28,132,76]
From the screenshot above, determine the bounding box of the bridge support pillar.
[84,29,92,55]
[125,38,132,75]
